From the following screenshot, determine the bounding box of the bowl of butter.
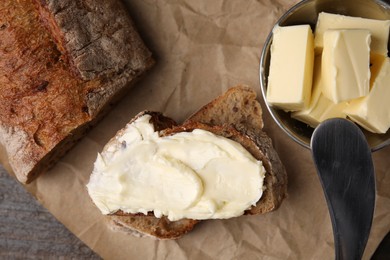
[260,0,390,151]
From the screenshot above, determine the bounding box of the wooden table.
[0,166,100,259]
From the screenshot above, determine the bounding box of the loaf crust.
[0,0,154,183]
[111,214,199,240]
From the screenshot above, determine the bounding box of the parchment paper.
[3,0,390,259]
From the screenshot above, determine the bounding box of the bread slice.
[185,84,264,132]
[0,0,154,183]
[107,85,287,239]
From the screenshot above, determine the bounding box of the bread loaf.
[0,0,154,183]
[99,85,287,239]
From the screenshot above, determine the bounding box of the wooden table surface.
[0,166,100,259]
[1,163,389,259]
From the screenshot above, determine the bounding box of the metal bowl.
[259,0,390,151]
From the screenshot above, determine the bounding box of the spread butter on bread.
[87,85,287,239]
[0,0,154,183]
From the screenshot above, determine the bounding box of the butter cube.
[292,56,347,127]
[315,12,390,55]
[344,57,390,134]
[266,25,314,111]
[321,29,371,103]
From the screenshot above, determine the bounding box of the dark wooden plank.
[0,166,101,259]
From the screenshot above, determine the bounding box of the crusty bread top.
[0,0,154,183]
[186,84,264,132]
[36,0,152,81]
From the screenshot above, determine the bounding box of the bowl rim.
[259,0,390,152]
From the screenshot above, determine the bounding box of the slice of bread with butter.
[87,85,287,239]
